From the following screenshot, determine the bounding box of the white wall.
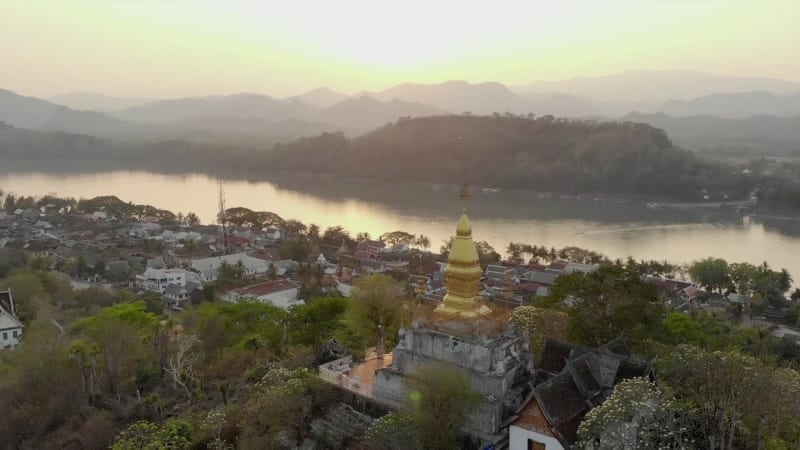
[0,327,22,349]
[509,425,564,450]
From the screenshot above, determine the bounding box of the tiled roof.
[512,396,556,437]
[524,337,653,447]
[227,280,296,297]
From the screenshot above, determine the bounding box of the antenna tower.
[218,179,228,255]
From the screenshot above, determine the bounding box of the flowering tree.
[510,306,568,356]
[577,378,693,450]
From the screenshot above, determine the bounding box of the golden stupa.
[434,207,493,320]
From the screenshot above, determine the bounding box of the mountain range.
[2,70,799,153]
[514,70,800,103]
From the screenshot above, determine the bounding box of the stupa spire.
[434,178,492,320]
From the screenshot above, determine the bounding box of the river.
[2,169,799,277]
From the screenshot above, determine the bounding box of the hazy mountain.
[0,88,132,135]
[516,70,800,103]
[316,95,444,129]
[0,88,62,128]
[40,106,129,134]
[290,87,349,108]
[47,91,154,111]
[660,91,800,118]
[159,116,351,145]
[114,93,319,123]
[267,114,763,203]
[367,80,532,114]
[623,112,800,154]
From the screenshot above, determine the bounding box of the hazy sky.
[2,0,799,98]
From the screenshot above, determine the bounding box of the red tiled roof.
[513,396,557,437]
[227,280,296,297]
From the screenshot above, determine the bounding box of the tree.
[322,225,352,246]
[280,238,311,262]
[577,378,694,450]
[76,254,88,277]
[202,283,216,302]
[689,257,730,293]
[729,262,759,295]
[165,333,202,400]
[217,260,245,287]
[776,269,793,293]
[663,312,706,346]
[307,223,320,241]
[341,274,410,352]
[364,412,418,450]
[506,242,525,265]
[406,362,481,450]
[414,234,431,250]
[546,266,665,347]
[185,212,200,226]
[71,301,160,399]
[379,230,416,247]
[112,419,193,450]
[656,344,800,449]
[289,295,348,348]
[510,306,568,356]
[0,247,28,278]
[284,219,307,235]
[237,366,311,448]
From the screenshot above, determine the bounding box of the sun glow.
[1,0,798,97]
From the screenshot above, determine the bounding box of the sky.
[1,0,799,98]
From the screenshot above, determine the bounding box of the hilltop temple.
[316,196,658,449]
[320,204,536,448]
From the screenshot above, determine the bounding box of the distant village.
[2,195,796,352]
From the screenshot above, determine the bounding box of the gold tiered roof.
[435,208,492,320]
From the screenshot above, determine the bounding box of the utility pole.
[218,179,228,255]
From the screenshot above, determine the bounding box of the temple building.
[317,204,653,449]
[320,206,535,448]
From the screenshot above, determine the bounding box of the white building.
[190,252,271,282]
[0,289,23,350]
[220,280,303,310]
[509,421,564,450]
[135,268,187,294]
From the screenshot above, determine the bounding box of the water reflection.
[1,169,799,276]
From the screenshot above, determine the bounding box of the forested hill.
[268,115,750,201]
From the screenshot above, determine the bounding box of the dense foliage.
[269,115,756,202]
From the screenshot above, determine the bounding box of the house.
[0,289,24,350]
[485,264,510,282]
[162,283,190,308]
[510,338,653,449]
[135,268,187,294]
[727,292,749,304]
[359,259,386,274]
[563,262,598,274]
[189,252,271,282]
[264,227,284,241]
[525,271,560,286]
[220,280,302,310]
[147,257,166,270]
[105,260,131,278]
[353,239,384,260]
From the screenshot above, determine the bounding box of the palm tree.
[415,235,431,250]
[777,269,793,293]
